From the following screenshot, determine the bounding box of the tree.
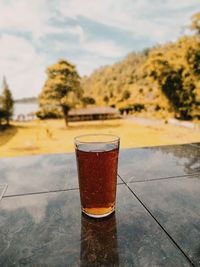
[81,96,96,107]
[0,109,7,127]
[39,60,82,126]
[1,77,14,125]
[190,12,200,35]
[103,95,109,104]
[142,37,200,120]
[122,90,131,100]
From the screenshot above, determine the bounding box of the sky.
[0,0,199,99]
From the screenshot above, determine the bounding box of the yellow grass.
[0,119,200,158]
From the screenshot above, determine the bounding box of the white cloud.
[0,0,199,98]
[66,25,85,42]
[0,0,62,39]
[164,0,200,9]
[79,38,126,59]
[55,23,126,58]
[57,0,200,43]
[55,37,126,59]
[0,0,198,43]
[75,55,114,76]
[83,40,126,58]
[0,34,46,98]
[57,0,133,32]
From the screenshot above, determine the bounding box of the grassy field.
[0,118,199,158]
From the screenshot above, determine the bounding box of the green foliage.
[191,12,200,34]
[36,108,63,119]
[122,90,131,100]
[0,77,14,125]
[39,59,82,126]
[143,36,199,119]
[81,52,146,106]
[103,95,109,104]
[0,108,8,127]
[81,16,200,120]
[81,96,96,106]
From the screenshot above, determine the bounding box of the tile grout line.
[119,175,196,267]
[0,184,8,201]
[118,172,200,184]
[2,187,79,198]
[117,174,126,184]
[2,182,124,199]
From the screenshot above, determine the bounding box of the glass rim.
[74,133,120,144]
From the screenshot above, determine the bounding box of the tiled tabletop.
[0,143,199,266]
[0,153,122,197]
[0,184,7,201]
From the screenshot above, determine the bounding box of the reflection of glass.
[75,134,120,218]
[80,213,119,266]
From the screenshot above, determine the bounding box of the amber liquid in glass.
[76,143,119,217]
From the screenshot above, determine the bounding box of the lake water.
[13,103,39,120]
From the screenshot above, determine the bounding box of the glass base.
[82,207,115,218]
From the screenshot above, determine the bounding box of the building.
[68,107,121,121]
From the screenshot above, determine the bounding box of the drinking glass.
[74,134,120,218]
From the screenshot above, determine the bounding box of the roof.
[68,107,119,116]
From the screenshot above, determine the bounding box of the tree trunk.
[64,114,68,126]
[61,105,69,127]
[6,116,9,126]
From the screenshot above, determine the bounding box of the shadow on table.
[80,212,119,266]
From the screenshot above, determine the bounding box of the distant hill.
[81,36,200,120]
[14,97,38,104]
[81,50,171,118]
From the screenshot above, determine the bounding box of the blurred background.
[0,0,200,157]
